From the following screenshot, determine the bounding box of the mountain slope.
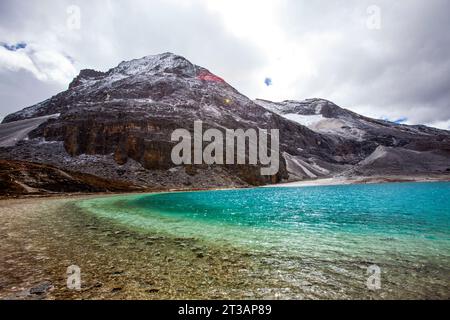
[1,53,449,190]
[255,98,450,177]
[1,53,356,186]
[0,159,141,197]
[0,114,60,148]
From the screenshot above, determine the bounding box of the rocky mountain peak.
[2,53,238,124]
[68,52,226,93]
[112,52,199,78]
[255,98,350,119]
[69,69,106,89]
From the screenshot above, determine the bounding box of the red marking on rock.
[197,71,225,83]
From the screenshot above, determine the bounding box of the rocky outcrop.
[349,146,450,176]
[68,69,106,89]
[0,159,142,196]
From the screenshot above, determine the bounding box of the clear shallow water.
[78,182,450,298]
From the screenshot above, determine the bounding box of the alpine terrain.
[1,52,449,195]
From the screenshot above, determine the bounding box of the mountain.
[255,98,450,177]
[1,53,449,194]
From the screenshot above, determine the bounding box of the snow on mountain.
[255,98,369,141]
[255,98,450,142]
[283,114,324,127]
[0,114,60,148]
[1,53,449,189]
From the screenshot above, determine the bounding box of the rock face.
[1,53,449,190]
[0,160,141,197]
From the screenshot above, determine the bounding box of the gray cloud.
[0,0,448,129]
[0,0,264,120]
[276,0,450,127]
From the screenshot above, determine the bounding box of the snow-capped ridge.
[255,98,450,142]
[112,52,198,77]
[69,69,106,89]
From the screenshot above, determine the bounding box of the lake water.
[78,182,450,299]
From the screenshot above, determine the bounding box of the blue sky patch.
[393,117,408,124]
[382,116,408,124]
[1,41,27,51]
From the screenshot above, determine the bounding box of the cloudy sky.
[0,0,449,129]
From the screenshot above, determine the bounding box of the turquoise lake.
[78,182,450,298]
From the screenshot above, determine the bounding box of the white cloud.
[0,44,76,83]
[428,119,450,130]
[0,46,40,77]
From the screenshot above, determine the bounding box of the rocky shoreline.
[2,188,449,300]
[1,157,448,199]
[0,197,266,300]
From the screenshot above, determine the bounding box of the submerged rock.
[29,281,53,295]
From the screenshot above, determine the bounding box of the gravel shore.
[0,197,268,300]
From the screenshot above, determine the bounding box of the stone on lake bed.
[29,281,53,295]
